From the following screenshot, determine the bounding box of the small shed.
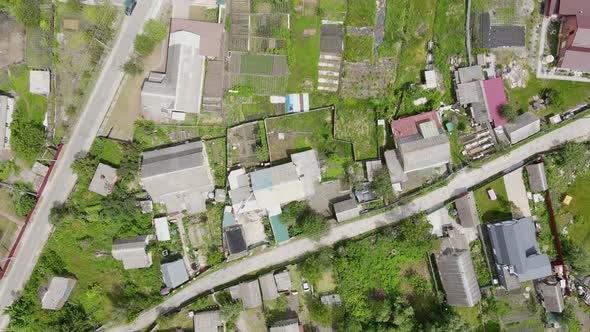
[274,270,292,292]
[270,319,301,332]
[160,259,189,289]
[29,70,51,95]
[258,273,279,301]
[240,280,262,308]
[537,277,564,313]
[193,310,222,332]
[223,225,247,255]
[62,19,80,31]
[333,198,360,222]
[154,217,171,242]
[454,191,480,228]
[88,163,118,196]
[320,293,342,306]
[365,160,383,182]
[526,163,548,192]
[37,277,77,310]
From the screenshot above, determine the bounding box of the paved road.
[0,1,162,329]
[109,115,590,332]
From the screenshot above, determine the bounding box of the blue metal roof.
[250,168,273,191]
[269,214,290,243]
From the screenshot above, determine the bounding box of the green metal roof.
[269,214,290,243]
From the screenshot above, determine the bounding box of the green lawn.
[319,0,347,21]
[507,75,590,117]
[559,173,590,252]
[346,0,375,27]
[433,0,466,102]
[474,177,512,223]
[343,35,374,63]
[335,107,377,160]
[287,13,320,92]
[90,138,125,166]
[0,66,48,124]
[240,54,274,75]
[205,138,227,187]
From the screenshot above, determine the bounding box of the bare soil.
[0,13,25,69]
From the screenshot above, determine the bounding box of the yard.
[334,107,377,160]
[474,177,513,223]
[286,12,320,92]
[8,140,165,330]
[265,109,353,180]
[318,0,347,22]
[345,0,375,27]
[343,35,374,63]
[205,138,227,187]
[506,75,590,118]
[133,120,226,150]
[557,173,590,253]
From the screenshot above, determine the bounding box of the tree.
[143,19,168,43]
[13,191,35,218]
[373,167,395,202]
[559,142,589,175]
[292,208,329,240]
[11,0,42,27]
[541,88,563,108]
[499,104,517,122]
[133,34,157,57]
[122,56,144,76]
[255,145,269,162]
[10,120,46,163]
[219,301,242,322]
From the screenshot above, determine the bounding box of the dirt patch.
[0,13,25,69]
[100,42,165,141]
[340,58,397,99]
[227,122,259,166]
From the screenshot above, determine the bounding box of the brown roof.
[561,48,590,72]
[169,19,224,59]
[559,0,590,16]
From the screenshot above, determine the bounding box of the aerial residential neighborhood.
[1,0,590,331]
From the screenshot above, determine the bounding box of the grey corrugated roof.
[537,278,564,313]
[334,198,360,222]
[193,310,222,332]
[384,150,408,183]
[436,248,481,307]
[455,192,480,228]
[399,135,451,172]
[526,163,548,192]
[274,270,292,292]
[503,112,540,144]
[270,320,300,332]
[112,236,152,269]
[161,259,189,289]
[141,141,205,178]
[487,218,552,283]
[458,65,484,83]
[480,13,526,48]
[88,163,118,196]
[457,81,484,105]
[38,277,77,310]
[320,24,344,54]
[240,280,262,308]
[320,294,342,306]
[258,273,279,301]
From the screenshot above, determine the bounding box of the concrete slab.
[503,168,531,218]
[426,207,454,237]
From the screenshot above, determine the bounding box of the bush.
[541,88,563,108]
[10,120,46,164]
[373,167,394,202]
[122,56,144,76]
[500,104,517,122]
[292,208,329,240]
[11,0,42,27]
[133,19,167,57]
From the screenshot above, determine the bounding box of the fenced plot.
[250,14,289,39]
[253,0,290,14]
[230,75,288,95]
[0,13,25,69]
[249,37,287,54]
[335,108,378,160]
[241,54,275,75]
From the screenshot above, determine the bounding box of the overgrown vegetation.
[123,19,168,75]
[8,140,163,330]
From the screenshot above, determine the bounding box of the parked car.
[124,0,137,16]
[302,279,310,292]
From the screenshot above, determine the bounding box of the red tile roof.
[391,110,442,139]
[559,0,590,16]
[482,78,508,127]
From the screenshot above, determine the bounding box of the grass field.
[205,138,227,187]
[318,0,347,21]
[433,0,466,101]
[240,54,274,75]
[474,177,512,223]
[335,107,377,160]
[287,13,320,92]
[346,0,376,27]
[0,66,47,124]
[343,35,374,63]
[558,173,590,252]
[507,75,590,117]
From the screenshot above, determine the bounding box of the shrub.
[500,104,517,122]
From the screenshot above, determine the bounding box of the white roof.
[88,163,118,196]
[154,217,171,241]
[39,277,76,310]
[29,70,51,95]
[424,70,437,89]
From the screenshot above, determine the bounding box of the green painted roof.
[269,214,289,243]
